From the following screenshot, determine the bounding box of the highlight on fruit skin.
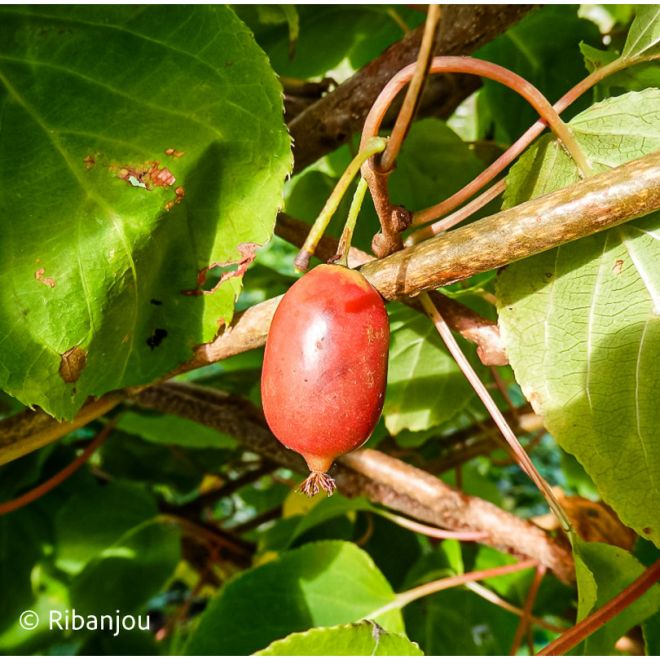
[261,264,390,496]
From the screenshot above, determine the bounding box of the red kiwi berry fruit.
[261,264,389,496]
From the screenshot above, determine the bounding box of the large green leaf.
[497,90,660,544]
[0,6,291,419]
[573,538,660,654]
[255,621,423,656]
[185,540,403,655]
[384,303,476,435]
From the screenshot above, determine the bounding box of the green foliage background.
[0,4,658,656]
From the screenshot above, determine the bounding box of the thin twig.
[336,177,369,266]
[191,464,274,511]
[361,56,592,256]
[407,178,506,244]
[419,292,571,532]
[466,581,566,634]
[511,564,546,655]
[0,419,117,516]
[379,4,441,173]
[411,53,659,227]
[295,137,387,271]
[367,559,538,620]
[378,509,488,541]
[537,560,660,656]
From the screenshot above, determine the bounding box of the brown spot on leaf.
[182,243,259,296]
[115,161,176,190]
[59,346,87,383]
[613,259,624,275]
[164,185,185,212]
[83,155,96,169]
[35,268,56,288]
[165,148,185,158]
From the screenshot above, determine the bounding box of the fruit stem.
[419,292,573,533]
[336,177,369,267]
[295,137,387,272]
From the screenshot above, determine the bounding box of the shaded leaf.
[69,519,181,615]
[54,480,158,574]
[0,510,45,632]
[573,537,660,654]
[255,621,423,656]
[404,589,518,655]
[238,6,422,80]
[117,410,236,449]
[384,303,477,435]
[0,6,291,419]
[477,5,601,142]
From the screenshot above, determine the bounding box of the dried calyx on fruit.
[261,264,389,495]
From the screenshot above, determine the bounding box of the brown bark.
[289,5,534,172]
[360,151,660,299]
[276,213,508,365]
[133,382,575,583]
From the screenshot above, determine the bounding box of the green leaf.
[185,540,403,655]
[404,589,518,655]
[99,430,229,493]
[0,6,291,419]
[644,612,660,654]
[285,119,485,256]
[580,11,660,98]
[283,494,375,550]
[0,565,70,653]
[497,90,660,544]
[0,510,45,632]
[573,538,660,654]
[477,5,601,143]
[54,480,158,574]
[69,518,181,615]
[255,621,424,656]
[117,410,236,449]
[622,6,660,59]
[384,303,476,435]
[238,6,422,80]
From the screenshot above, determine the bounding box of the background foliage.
[0,4,658,656]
